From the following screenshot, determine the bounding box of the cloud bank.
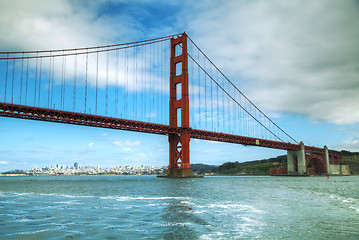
[185,0,359,125]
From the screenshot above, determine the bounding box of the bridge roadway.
[0,102,339,156]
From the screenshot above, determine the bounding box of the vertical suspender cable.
[25,58,29,105]
[115,49,119,117]
[38,57,42,106]
[133,46,136,119]
[222,76,225,133]
[236,91,238,134]
[61,54,64,110]
[162,41,165,124]
[144,44,146,121]
[141,45,144,121]
[233,85,236,134]
[74,51,77,112]
[190,42,194,128]
[156,42,159,123]
[205,56,207,130]
[63,55,67,110]
[96,51,99,115]
[165,41,168,125]
[11,58,15,104]
[51,56,54,109]
[47,53,52,108]
[20,53,24,104]
[34,55,38,106]
[150,43,153,122]
[106,48,109,116]
[153,43,155,122]
[217,70,219,132]
[197,49,201,129]
[125,46,128,119]
[85,52,88,113]
[151,43,154,122]
[210,65,213,131]
[4,53,9,102]
[135,46,138,120]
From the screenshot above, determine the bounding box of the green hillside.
[218,155,287,175]
[341,151,359,175]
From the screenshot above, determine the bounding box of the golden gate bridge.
[0,33,342,177]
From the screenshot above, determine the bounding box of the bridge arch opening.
[306,156,326,175]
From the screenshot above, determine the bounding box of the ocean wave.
[327,194,359,212]
[206,203,263,214]
[100,196,189,201]
[0,192,96,199]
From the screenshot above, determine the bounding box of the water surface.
[1,175,358,239]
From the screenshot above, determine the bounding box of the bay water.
[1,175,358,239]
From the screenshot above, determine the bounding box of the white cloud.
[342,137,359,152]
[88,142,94,148]
[185,0,359,125]
[121,147,136,152]
[0,0,139,51]
[113,140,141,147]
[0,161,9,164]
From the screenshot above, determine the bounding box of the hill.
[218,155,287,175]
[341,151,359,175]
[213,150,359,175]
[191,164,218,174]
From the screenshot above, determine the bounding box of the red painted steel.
[305,146,341,165]
[0,101,341,166]
[189,129,300,151]
[0,102,179,136]
[168,33,191,172]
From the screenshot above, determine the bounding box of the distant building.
[74,162,79,169]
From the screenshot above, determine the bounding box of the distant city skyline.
[1,161,166,175]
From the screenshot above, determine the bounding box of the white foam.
[207,203,263,214]
[18,229,48,235]
[113,196,188,201]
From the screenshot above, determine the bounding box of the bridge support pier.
[162,32,200,178]
[324,146,333,175]
[167,130,194,177]
[287,141,306,175]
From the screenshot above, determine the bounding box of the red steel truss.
[1,102,340,152]
[0,102,178,136]
[190,129,300,151]
[0,102,341,165]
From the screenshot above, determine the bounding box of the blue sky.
[0,0,358,171]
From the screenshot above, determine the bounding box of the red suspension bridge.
[0,33,343,177]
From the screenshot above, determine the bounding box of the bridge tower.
[167,33,195,177]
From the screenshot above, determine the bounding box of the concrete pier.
[285,143,349,176]
[287,142,306,175]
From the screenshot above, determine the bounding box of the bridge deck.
[0,102,328,152]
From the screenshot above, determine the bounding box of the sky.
[0,0,358,171]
